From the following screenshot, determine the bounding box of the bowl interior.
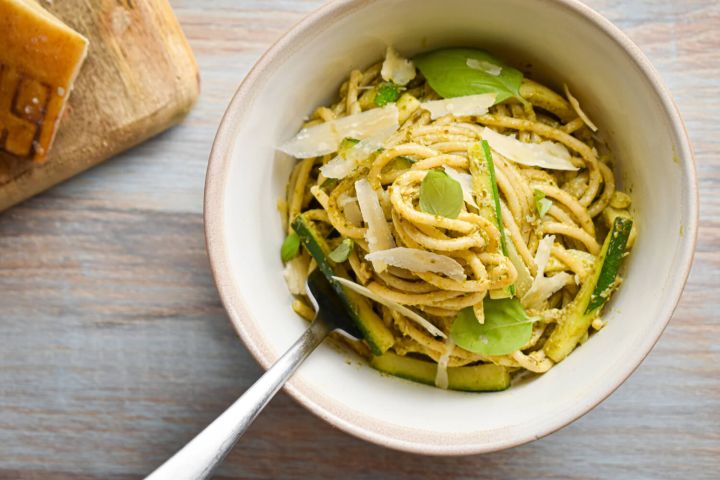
[207,0,696,454]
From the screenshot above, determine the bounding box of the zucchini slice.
[544,217,633,362]
[371,352,510,392]
[292,214,395,355]
[469,141,514,297]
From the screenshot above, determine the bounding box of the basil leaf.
[281,231,301,262]
[419,169,464,219]
[385,156,415,171]
[450,298,535,356]
[414,48,524,104]
[533,189,552,218]
[328,238,354,263]
[375,82,401,107]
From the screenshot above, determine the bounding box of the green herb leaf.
[385,156,415,171]
[450,298,536,356]
[328,238,354,263]
[337,137,360,158]
[320,177,339,192]
[419,169,464,219]
[413,48,524,104]
[280,231,301,262]
[533,189,553,218]
[585,217,633,314]
[375,82,401,107]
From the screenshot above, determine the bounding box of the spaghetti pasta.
[278,47,635,390]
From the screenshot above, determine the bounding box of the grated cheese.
[319,127,395,179]
[522,235,573,308]
[338,193,363,226]
[355,179,395,272]
[482,127,579,171]
[320,155,357,179]
[333,276,446,338]
[279,105,399,158]
[564,84,598,132]
[434,337,455,389]
[365,247,466,281]
[505,234,534,297]
[381,47,416,86]
[444,166,479,209]
[283,255,309,295]
[421,93,496,120]
[466,58,502,76]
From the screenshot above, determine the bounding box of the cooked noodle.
[279,49,635,387]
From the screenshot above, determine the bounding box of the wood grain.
[0,0,200,211]
[0,1,718,479]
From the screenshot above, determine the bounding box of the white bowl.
[205,0,698,454]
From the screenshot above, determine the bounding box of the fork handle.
[145,318,332,480]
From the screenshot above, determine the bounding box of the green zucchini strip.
[544,217,633,362]
[292,214,395,355]
[469,141,515,297]
[371,352,510,392]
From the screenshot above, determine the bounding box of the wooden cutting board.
[0,0,199,211]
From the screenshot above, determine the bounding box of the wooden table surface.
[1,1,718,478]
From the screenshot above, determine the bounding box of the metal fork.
[145,269,359,480]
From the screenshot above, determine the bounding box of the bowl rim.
[204,0,699,455]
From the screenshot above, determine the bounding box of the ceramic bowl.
[205,0,698,454]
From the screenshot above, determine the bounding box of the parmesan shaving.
[319,127,395,179]
[381,47,416,86]
[283,255,309,295]
[545,249,596,279]
[564,84,598,132]
[337,193,356,208]
[338,193,363,227]
[473,302,485,325]
[320,155,356,179]
[522,235,573,308]
[434,337,455,389]
[482,127,579,171]
[365,247,466,281]
[345,202,363,227]
[279,105,399,158]
[421,93,496,120]
[355,179,395,272]
[443,166,479,209]
[466,58,502,76]
[505,233,534,297]
[332,276,446,338]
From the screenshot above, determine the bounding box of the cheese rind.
[0,0,89,162]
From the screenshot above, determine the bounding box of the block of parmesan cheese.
[0,0,89,163]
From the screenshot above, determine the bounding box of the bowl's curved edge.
[204,0,699,455]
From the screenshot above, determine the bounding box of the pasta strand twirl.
[278,47,635,390]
